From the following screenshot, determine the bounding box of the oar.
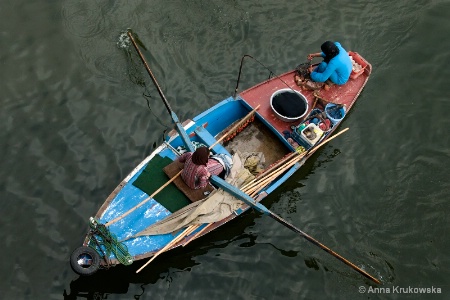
[127,31,380,283]
[105,170,182,227]
[127,31,195,152]
[268,213,381,284]
[211,172,380,284]
[136,224,199,273]
[209,128,380,284]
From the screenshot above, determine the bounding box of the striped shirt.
[178,152,224,189]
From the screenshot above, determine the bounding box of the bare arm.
[307,52,322,60]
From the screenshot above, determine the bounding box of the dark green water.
[1,1,449,299]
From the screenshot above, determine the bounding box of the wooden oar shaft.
[253,151,298,180]
[182,222,215,247]
[209,104,260,149]
[248,160,297,197]
[128,30,195,152]
[105,170,182,227]
[244,127,380,283]
[127,31,172,114]
[268,212,381,284]
[243,152,306,192]
[309,127,349,154]
[243,127,349,194]
[136,224,199,273]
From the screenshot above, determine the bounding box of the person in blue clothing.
[307,41,352,89]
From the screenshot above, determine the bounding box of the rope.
[89,218,133,266]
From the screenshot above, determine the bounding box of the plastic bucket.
[325,103,346,125]
[270,89,308,122]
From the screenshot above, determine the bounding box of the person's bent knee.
[316,62,328,73]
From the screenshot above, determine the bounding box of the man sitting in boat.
[306,41,352,90]
[177,146,232,189]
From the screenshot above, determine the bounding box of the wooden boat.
[70,31,378,283]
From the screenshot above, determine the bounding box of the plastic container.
[325,103,346,125]
[307,108,332,131]
[292,125,307,148]
[296,123,324,147]
[308,108,323,118]
[348,51,367,79]
[270,89,308,122]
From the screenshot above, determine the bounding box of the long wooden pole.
[244,128,381,283]
[136,224,199,273]
[105,170,182,227]
[244,151,297,184]
[241,152,305,192]
[127,31,195,152]
[182,222,215,247]
[162,128,380,283]
[209,104,260,149]
[243,128,349,194]
[268,213,381,284]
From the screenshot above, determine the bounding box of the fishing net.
[295,62,327,91]
[295,62,311,78]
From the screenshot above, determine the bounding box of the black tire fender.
[70,246,100,276]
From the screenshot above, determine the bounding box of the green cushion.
[132,155,190,213]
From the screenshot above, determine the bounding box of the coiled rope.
[89,218,133,266]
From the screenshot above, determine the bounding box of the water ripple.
[62,6,106,38]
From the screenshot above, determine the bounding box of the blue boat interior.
[95,97,291,260]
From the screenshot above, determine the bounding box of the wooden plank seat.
[163,160,215,203]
